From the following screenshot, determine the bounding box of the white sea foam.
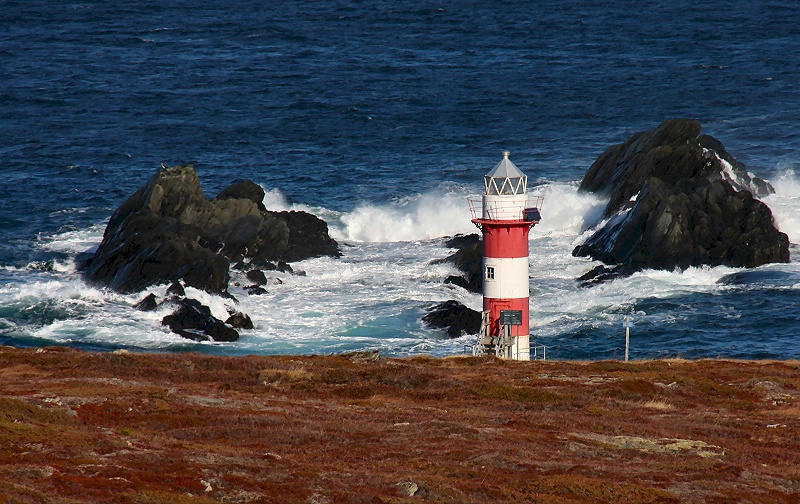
[261,187,292,211]
[0,182,614,355]
[528,264,743,341]
[7,178,800,357]
[331,189,475,242]
[39,223,105,256]
[531,182,607,237]
[763,170,800,247]
[259,181,607,243]
[260,184,475,242]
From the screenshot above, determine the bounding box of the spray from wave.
[763,170,800,247]
[259,181,608,243]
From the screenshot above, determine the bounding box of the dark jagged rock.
[579,119,774,219]
[422,300,481,338]
[214,180,268,212]
[573,119,789,278]
[27,260,56,272]
[225,311,254,330]
[574,177,789,270]
[718,269,797,287]
[444,275,471,290]
[433,235,482,293]
[204,320,239,342]
[134,293,158,312]
[246,269,268,285]
[276,212,340,263]
[161,298,239,342]
[436,241,483,292]
[247,285,268,296]
[576,265,628,288]
[444,233,480,250]
[697,134,774,197]
[166,282,185,297]
[81,164,340,294]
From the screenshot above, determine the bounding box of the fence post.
[624,316,631,362]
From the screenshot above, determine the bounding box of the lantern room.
[484,151,527,195]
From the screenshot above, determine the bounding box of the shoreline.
[1,346,798,502]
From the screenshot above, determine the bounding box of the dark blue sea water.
[2,0,800,359]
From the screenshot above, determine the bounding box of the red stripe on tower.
[468,151,542,360]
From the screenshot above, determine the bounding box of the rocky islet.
[80,164,341,341]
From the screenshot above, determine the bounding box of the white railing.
[468,195,544,221]
[468,341,547,361]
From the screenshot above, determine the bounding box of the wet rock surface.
[438,234,482,294]
[422,300,481,338]
[81,164,340,295]
[161,298,239,342]
[79,164,341,343]
[225,310,254,330]
[574,119,789,280]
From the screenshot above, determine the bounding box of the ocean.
[2,0,799,359]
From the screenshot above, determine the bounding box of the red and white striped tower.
[468,152,542,360]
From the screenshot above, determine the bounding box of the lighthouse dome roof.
[484,151,527,195]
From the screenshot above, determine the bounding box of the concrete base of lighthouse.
[476,333,530,361]
[512,335,530,361]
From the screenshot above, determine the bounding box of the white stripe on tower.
[483,257,529,299]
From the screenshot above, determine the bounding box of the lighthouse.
[468,152,542,360]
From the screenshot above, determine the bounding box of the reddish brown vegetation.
[0,347,798,503]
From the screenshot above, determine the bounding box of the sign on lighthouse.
[468,152,542,360]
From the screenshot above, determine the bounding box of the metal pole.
[624,316,630,362]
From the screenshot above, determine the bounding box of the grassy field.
[0,346,798,503]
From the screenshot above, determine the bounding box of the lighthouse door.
[491,302,511,336]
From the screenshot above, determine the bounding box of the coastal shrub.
[619,379,660,395]
[381,368,440,390]
[76,399,134,426]
[517,474,679,503]
[442,355,493,367]
[4,351,800,502]
[0,397,75,425]
[127,491,221,504]
[475,383,562,404]
[639,399,675,411]
[0,480,51,503]
[258,366,313,385]
[331,384,375,400]
[318,367,360,385]
[583,405,625,418]
[583,361,634,373]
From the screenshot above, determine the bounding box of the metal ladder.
[473,311,512,358]
[471,310,545,360]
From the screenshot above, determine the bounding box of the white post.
[624,316,631,362]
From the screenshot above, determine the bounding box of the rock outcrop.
[573,119,789,282]
[81,164,340,294]
[438,234,482,294]
[424,236,484,337]
[422,300,481,338]
[161,298,239,342]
